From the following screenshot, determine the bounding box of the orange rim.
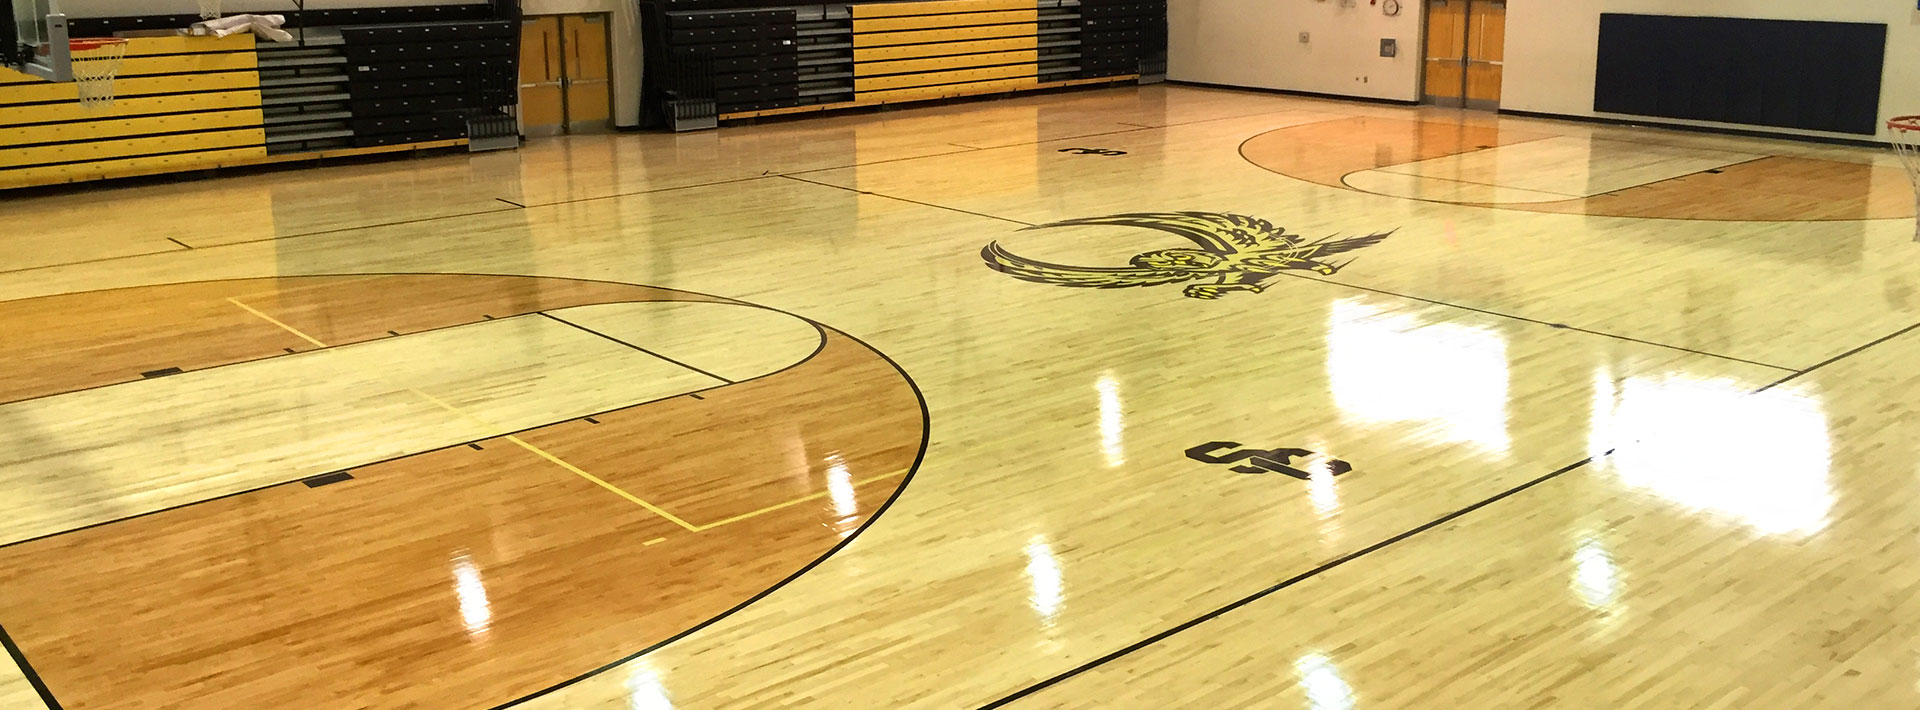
[1890,115,1920,132]
[68,38,127,52]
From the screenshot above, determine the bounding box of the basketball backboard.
[5,0,75,81]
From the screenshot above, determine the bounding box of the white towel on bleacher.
[186,14,292,42]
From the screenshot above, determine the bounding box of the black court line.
[780,175,1036,227]
[495,197,528,208]
[495,318,927,709]
[0,275,802,553]
[986,312,1920,707]
[165,237,192,250]
[1758,320,1920,392]
[0,619,62,709]
[0,274,885,709]
[537,312,736,384]
[1276,271,1798,372]
[981,454,1605,708]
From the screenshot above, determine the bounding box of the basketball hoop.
[68,38,128,110]
[1887,115,1920,241]
[197,0,223,19]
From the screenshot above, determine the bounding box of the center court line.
[979,453,1606,709]
[985,315,1920,706]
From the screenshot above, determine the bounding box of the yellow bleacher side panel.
[0,128,264,169]
[0,145,265,189]
[852,0,1032,18]
[0,71,259,106]
[853,23,1038,48]
[0,90,261,127]
[0,39,257,85]
[853,35,1038,62]
[0,109,266,148]
[122,34,256,57]
[856,50,1037,77]
[854,63,1036,92]
[853,9,1038,33]
[856,75,1040,103]
[118,51,259,77]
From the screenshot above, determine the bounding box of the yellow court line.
[693,470,908,531]
[227,296,327,347]
[406,387,699,532]
[219,301,700,532]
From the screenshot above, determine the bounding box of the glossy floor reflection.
[3,84,1919,709]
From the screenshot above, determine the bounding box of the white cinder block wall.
[1173,0,1919,140]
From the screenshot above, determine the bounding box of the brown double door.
[520,14,613,135]
[1423,0,1505,109]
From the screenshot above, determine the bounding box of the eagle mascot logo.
[982,211,1392,299]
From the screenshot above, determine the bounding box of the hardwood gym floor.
[2,84,1918,708]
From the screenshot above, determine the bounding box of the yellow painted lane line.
[220,299,704,534]
[406,387,699,532]
[693,469,907,531]
[226,296,327,348]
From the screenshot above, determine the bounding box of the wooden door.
[519,16,565,135]
[561,15,612,131]
[1464,0,1505,109]
[1423,0,1467,106]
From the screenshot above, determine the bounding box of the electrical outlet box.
[1380,38,1397,57]
[1299,31,1310,43]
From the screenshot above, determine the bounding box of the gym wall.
[1506,0,1919,141]
[1167,0,1424,102]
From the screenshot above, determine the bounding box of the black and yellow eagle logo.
[982,211,1392,299]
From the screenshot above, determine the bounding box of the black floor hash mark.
[141,367,183,378]
[469,443,485,451]
[584,416,601,424]
[387,330,400,336]
[689,393,705,400]
[495,197,528,208]
[302,472,354,488]
[166,237,193,249]
[284,347,297,354]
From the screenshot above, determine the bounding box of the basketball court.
[5,2,1920,709]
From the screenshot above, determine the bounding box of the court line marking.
[1758,320,1920,392]
[1275,271,1799,372]
[0,620,59,710]
[538,312,737,384]
[228,291,703,530]
[0,277,835,553]
[225,296,327,348]
[493,311,930,710]
[989,313,1920,706]
[0,288,722,409]
[979,455,1609,707]
[781,174,1036,227]
[692,470,909,531]
[407,387,699,532]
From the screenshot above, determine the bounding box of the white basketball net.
[1888,116,1920,241]
[198,0,223,19]
[71,40,129,111]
